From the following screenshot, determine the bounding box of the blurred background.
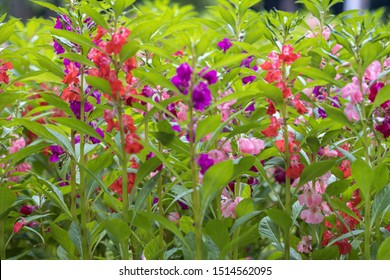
[0,0,389,21]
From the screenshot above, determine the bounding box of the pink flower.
[238,137,265,155]
[315,172,331,194]
[344,103,360,122]
[301,204,324,224]
[221,196,242,219]
[208,149,227,163]
[384,57,390,68]
[298,185,322,207]
[320,146,338,158]
[177,102,188,121]
[365,61,381,81]
[219,138,232,153]
[341,78,363,105]
[9,137,26,153]
[168,212,180,224]
[297,236,312,254]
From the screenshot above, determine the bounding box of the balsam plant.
[0,0,389,260]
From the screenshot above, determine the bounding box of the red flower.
[124,133,143,154]
[61,85,80,101]
[261,116,280,137]
[123,115,136,133]
[104,110,119,132]
[0,61,13,84]
[93,26,107,42]
[286,162,304,179]
[109,159,138,197]
[321,229,335,246]
[13,218,26,234]
[385,223,390,231]
[105,27,130,54]
[335,239,352,255]
[62,62,80,85]
[266,99,276,115]
[279,45,300,65]
[338,159,351,178]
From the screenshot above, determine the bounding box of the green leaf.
[132,70,178,93]
[153,132,190,157]
[81,3,109,31]
[104,218,131,244]
[351,159,373,199]
[68,222,83,257]
[377,237,390,260]
[370,85,390,114]
[113,0,135,18]
[235,198,255,218]
[201,160,234,218]
[134,156,162,186]
[50,223,76,258]
[0,188,16,216]
[0,20,15,45]
[232,156,255,179]
[120,41,140,63]
[267,207,292,233]
[40,92,74,117]
[211,53,250,70]
[326,179,351,196]
[4,140,49,165]
[230,210,262,234]
[196,115,221,142]
[374,164,389,192]
[329,197,362,223]
[32,53,64,78]
[51,29,97,52]
[85,76,112,95]
[0,93,20,113]
[256,81,284,105]
[293,67,344,88]
[258,216,281,249]
[60,53,96,68]
[312,246,339,260]
[371,184,390,227]
[32,1,65,14]
[204,220,230,250]
[298,160,336,188]
[217,5,236,28]
[53,117,104,142]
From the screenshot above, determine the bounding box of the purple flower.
[273,166,286,184]
[331,96,341,108]
[240,55,254,68]
[142,85,154,97]
[197,153,214,174]
[217,38,232,53]
[242,75,256,85]
[54,17,63,29]
[178,200,189,210]
[90,90,101,104]
[318,107,327,119]
[20,205,36,216]
[88,122,104,144]
[171,124,181,133]
[50,145,65,162]
[369,82,384,103]
[53,40,65,55]
[192,82,212,111]
[376,116,390,138]
[201,69,218,85]
[245,102,255,112]
[70,100,93,119]
[172,63,193,95]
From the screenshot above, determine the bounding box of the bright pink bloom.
[238,137,265,155]
[207,149,227,163]
[298,185,322,207]
[344,103,360,122]
[320,146,338,158]
[177,102,188,121]
[168,212,180,224]
[315,172,331,194]
[342,77,363,105]
[297,236,312,254]
[9,137,26,153]
[221,195,243,219]
[301,204,324,224]
[279,45,300,65]
[365,60,381,81]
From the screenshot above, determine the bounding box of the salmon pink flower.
[238,137,265,155]
[297,236,312,254]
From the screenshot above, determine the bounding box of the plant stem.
[78,66,90,260]
[232,178,241,260]
[189,105,202,260]
[0,220,5,259]
[364,195,371,260]
[117,99,130,260]
[282,105,291,260]
[70,131,78,222]
[157,141,165,258]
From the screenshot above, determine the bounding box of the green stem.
[364,196,371,260]
[0,220,5,260]
[189,105,202,260]
[282,105,291,260]
[157,142,165,258]
[232,178,241,260]
[117,99,130,260]
[70,131,78,222]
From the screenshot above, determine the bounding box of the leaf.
[113,0,135,18]
[298,160,336,188]
[120,41,140,63]
[256,81,284,105]
[351,159,373,199]
[85,76,112,95]
[4,140,49,165]
[104,218,131,244]
[371,184,390,227]
[134,156,162,186]
[374,164,389,192]
[51,29,97,52]
[312,246,339,260]
[132,70,178,93]
[329,197,362,222]
[0,188,16,216]
[370,85,390,114]
[230,210,262,234]
[204,220,230,250]
[32,53,64,78]
[267,207,292,233]
[196,115,221,142]
[377,237,390,260]
[327,230,364,246]
[81,4,109,31]
[153,132,190,156]
[60,53,96,68]
[326,179,351,196]
[32,1,65,14]
[235,198,255,218]
[293,67,344,88]
[258,216,281,249]
[211,53,250,70]
[39,92,74,117]
[50,223,76,258]
[68,222,83,257]
[232,156,255,179]
[53,117,104,142]
[201,160,234,218]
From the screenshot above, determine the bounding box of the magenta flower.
[53,40,65,55]
[364,60,381,81]
[50,145,65,162]
[172,63,193,95]
[368,82,384,103]
[192,82,212,111]
[200,68,218,85]
[197,153,214,174]
[70,100,93,119]
[217,38,232,53]
[376,116,390,138]
[19,205,36,216]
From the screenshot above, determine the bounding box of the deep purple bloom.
[53,40,65,55]
[171,124,181,133]
[192,82,212,111]
[318,107,327,119]
[90,90,101,104]
[201,69,218,85]
[70,100,93,119]
[20,205,36,216]
[178,200,189,210]
[376,116,390,138]
[54,17,63,29]
[241,56,257,84]
[245,102,255,112]
[90,127,104,144]
[369,82,384,103]
[50,145,65,162]
[172,76,190,95]
[172,63,193,95]
[197,153,214,174]
[242,75,256,85]
[142,85,154,97]
[331,96,341,108]
[217,38,232,53]
[273,166,286,184]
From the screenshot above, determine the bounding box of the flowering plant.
[0,0,389,260]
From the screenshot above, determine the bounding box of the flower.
[368,82,384,103]
[217,38,232,53]
[261,117,280,137]
[238,137,265,155]
[105,27,130,54]
[192,82,212,111]
[197,153,214,174]
[286,154,305,179]
[200,68,218,85]
[221,189,243,219]
[20,205,36,216]
[50,145,65,162]
[365,60,381,81]
[172,63,193,95]
[279,45,300,65]
[344,103,360,122]
[298,185,322,207]
[297,236,312,254]
[13,218,26,234]
[124,133,143,154]
[70,100,93,119]
[0,61,13,84]
[301,203,324,224]
[376,116,390,138]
